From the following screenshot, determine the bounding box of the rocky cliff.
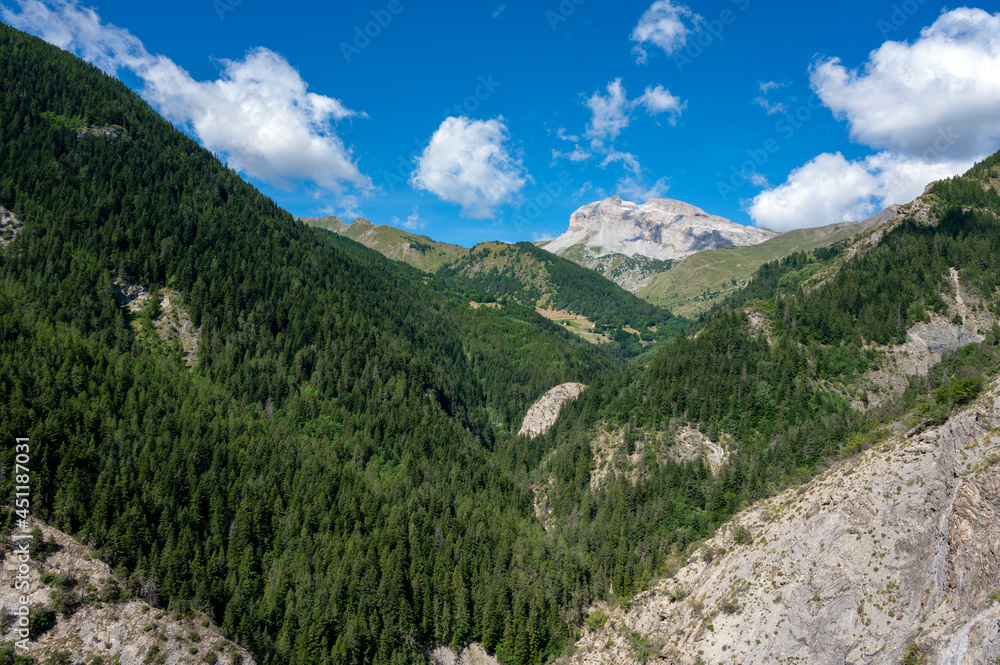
[560,378,1000,665]
[0,520,256,664]
[519,383,587,438]
[542,197,777,263]
[0,205,23,246]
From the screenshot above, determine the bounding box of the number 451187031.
[14,438,29,528]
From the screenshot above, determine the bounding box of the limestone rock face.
[561,379,1000,665]
[0,205,23,246]
[428,643,501,665]
[542,197,777,261]
[519,383,586,438]
[0,520,255,664]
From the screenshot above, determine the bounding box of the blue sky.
[3,0,1000,246]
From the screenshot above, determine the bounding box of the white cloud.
[558,81,681,203]
[752,8,999,232]
[754,97,788,116]
[617,175,670,202]
[2,0,371,198]
[598,150,668,202]
[630,0,698,63]
[747,152,968,232]
[141,50,370,193]
[600,149,642,176]
[754,80,790,115]
[1,0,147,73]
[492,4,506,18]
[637,85,685,122]
[410,116,527,219]
[552,146,591,162]
[811,7,1000,160]
[585,79,632,141]
[556,127,580,143]
[585,79,685,141]
[392,206,424,231]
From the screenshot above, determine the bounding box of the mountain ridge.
[299,215,468,272]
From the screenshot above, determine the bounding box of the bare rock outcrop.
[76,124,127,140]
[114,279,200,367]
[0,205,23,246]
[428,643,501,665]
[542,197,777,262]
[563,379,1000,665]
[519,383,586,438]
[0,520,255,664]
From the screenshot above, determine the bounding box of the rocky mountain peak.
[544,196,778,262]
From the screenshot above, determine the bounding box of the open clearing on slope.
[536,308,611,344]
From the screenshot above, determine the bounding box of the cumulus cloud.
[585,79,685,141]
[2,0,371,197]
[747,152,968,232]
[585,80,632,141]
[637,85,686,121]
[630,0,698,63]
[751,8,999,232]
[811,7,1000,160]
[141,50,370,192]
[392,206,424,231]
[410,116,527,219]
[1,0,147,73]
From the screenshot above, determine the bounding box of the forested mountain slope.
[436,241,682,355]
[557,157,1000,664]
[0,23,613,664]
